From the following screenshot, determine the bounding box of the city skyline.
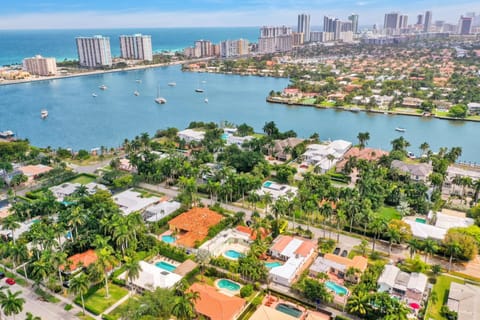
[0,0,478,29]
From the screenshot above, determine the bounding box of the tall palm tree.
[124,258,142,293]
[68,273,90,316]
[357,132,370,150]
[172,291,199,320]
[444,241,461,272]
[407,238,421,259]
[0,290,25,320]
[346,291,370,316]
[385,228,401,256]
[8,243,29,280]
[423,239,438,263]
[92,245,117,298]
[369,217,387,253]
[261,192,273,215]
[1,217,20,245]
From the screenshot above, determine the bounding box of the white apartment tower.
[119,34,153,61]
[424,11,432,32]
[220,39,249,58]
[76,36,112,68]
[258,26,293,53]
[297,13,311,42]
[22,55,57,76]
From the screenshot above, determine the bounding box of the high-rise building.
[458,16,473,34]
[399,15,408,29]
[417,14,424,25]
[76,35,112,68]
[194,40,213,57]
[384,12,400,34]
[258,26,293,53]
[22,55,57,76]
[297,13,311,42]
[424,11,432,32]
[323,16,353,42]
[348,14,359,34]
[119,34,153,61]
[219,39,249,57]
[292,32,304,46]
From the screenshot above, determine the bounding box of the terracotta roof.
[323,253,368,272]
[18,165,53,177]
[60,249,97,272]
[271,235,293,253]
[336,147,389,170]
[295,240,316,257]
[189,283,245,320]
[168,207,223,247]
[173,259,198,277]
[235,225,268,240]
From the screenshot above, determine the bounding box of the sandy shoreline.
[0,57,213,86]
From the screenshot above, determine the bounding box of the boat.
[154,86,167,104]
[99,85,107,90]
[134,91,140,96]
[41,110,48,119]
[0,130,15,139]
[204,98,209,104]
[135,79,142,83]
[350,107,360,112]
[168,82,176,87]
[92,93,98,97]
[195,88,204,93]
[395,127,406,132]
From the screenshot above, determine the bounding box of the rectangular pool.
[155,261,177,272]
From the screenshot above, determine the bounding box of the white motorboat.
[41,110,48,119]
[155,86,167,104]
[92,93,98,97]
[395,127,406,132]
[168,82,176,87]
[99,85,107,90]
[134,90,140,96]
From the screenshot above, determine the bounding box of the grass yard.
[75,312,96,320]
[377,206,401,221]
[107,297,137,320]
[132,187,164,198]
[425,275,464,320]
[68,174,96,185]
[76,284,128,315]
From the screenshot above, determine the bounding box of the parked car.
[341,250,348,257]
[333,247,341,255]
[5,278,15,285]
[0,272,5,279]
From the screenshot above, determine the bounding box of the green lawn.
[108,297,137,320]
[75,284,128,315]
[377,206,401,221]
[68,174,96,185]
[425,275,464,320]
[75,312,96,320]
[301,98,316,104]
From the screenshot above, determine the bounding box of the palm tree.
[444,241,461,272]
[346,291,370,316]
[419,142,430,155]
[0,290,25,320]
[1,216,20,245]
[24,312,41,320]
[385,228,401,256]
[423,239,438,263]
[369,217,387,253]
[172,291,199,320]
[357,132,370,150]
[261,192,273,215]
[407,238,421,259]
[124,258,142,293]
[91,245,117,298]
[8,243,29,280]
[68,273,90,316]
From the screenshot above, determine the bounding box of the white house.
[143,201,181,222]
[177,129,205,143]
[49,182,108,201]
[256,181,298,200]
[302,140,352,173]
[113,189,160,215]
[129,261,182,290]
[377,264,427,303]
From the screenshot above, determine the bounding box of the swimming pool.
[221,133,229,140]
[325,281,348,296]
[224,249,243,260]
[265,262,282,269]
[155,261,177,272]
[275,303,303,318]
[415,218,426,224]
[263,181,273,188]
[216,279,241,292]
[161,235,176,244]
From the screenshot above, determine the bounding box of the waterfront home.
[391,160,433,182]
[302,140,352,173]
[60,249,97,274]
[272,137,304,161]
[168,207,223,248]
[199,227,253,258]
[447,282,480,320]
[256,181,298,200]
[268,235,316,286]
[403,219,446,241]
[336,147,389,172]
[188,283,246,320]
[143,200,181,223]
[50,182,108,201]
[223,134,253,147]
[118,158,136,173]
[467,102,480,115]
[113,189,160,215]
[309,254,368,284]
[442,165,480,197]
[127,260,182,291]
[377,264,428,303]
[177,129,205,143]
[18,164,53,183]
[402,97,423,108]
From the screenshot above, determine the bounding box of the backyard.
[75,283,128,315]
[425,275,464,320]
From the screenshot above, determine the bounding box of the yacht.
[395,127,406,132]
[134,90,140,96]
[92,93,98,97]
[99,85,107,90]
[41,110,48,119]
[155,86,167,104]
[350,107,361,112]
[135,79,142,83]
[204,98,209,104]
[168,82,176,87]
[0,131,15,139]
[195,88,204,93]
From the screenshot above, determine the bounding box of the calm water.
[0,28,259,66]
[1,65,480,162]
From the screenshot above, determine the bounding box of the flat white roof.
[130,261,182,290]
[407,272,428,293]
[404,219,446,240]
[434,212,474,230]
[281,238,303,258]
[269,256,303,281]
[378,264,400,289]
[113,189,160,215]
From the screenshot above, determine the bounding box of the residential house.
[336,147,389,172]
[60,249,98,274]
[188,283,246,320]
[268,235,316,286]
[49,182,108,201]
[256,181,298,200]
[118,158,136,172]
[113,189,160,215]
[402,97,423,108]
[302,140,352,173]
[447,282,480,320]
[128,261,182,290]
[199,227,253,257]
[467,102,480,115]
[442,165,480,196]
[177,129,205,143]
[249,305,298,320]
[309,254,368,283]
[18,164,53,183]
[143,200,181,223]
[168,207,223,247]
[391,160,433,182]
[377,264,428,303]
[272,138,304,161]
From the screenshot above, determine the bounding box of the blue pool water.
[217,279,241,292]
[415,218,426,224]
[275,303,303,318]
[221,133,228,140]
[263,181,273,188]
[265,262,282,269]
[155,261,177,272]
[224,250,243,259]
[325,281,348,296]
[162,235,176,244]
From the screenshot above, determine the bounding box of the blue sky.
[0,0,477,29]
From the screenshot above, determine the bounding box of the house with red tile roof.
[268,235,316,286]
[336,147,389,171]
[310,253,368,283]
[168,207,223,247]
[60,249,98,274]
[188,283,246,320]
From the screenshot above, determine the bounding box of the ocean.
[0,27,260,66]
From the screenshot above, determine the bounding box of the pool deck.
[222,243,250,260]
[214,278,242,296]
[263,295,307,319]
[151,255,181,268]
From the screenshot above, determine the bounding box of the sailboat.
[155,86,167,104]
[195,80,204,93]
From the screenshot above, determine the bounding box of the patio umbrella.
[409,302,420,310]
